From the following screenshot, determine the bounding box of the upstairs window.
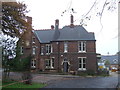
[46,44,51,54]
[78,57,86,70]
[32,47,36,55]
[32,37,35,44]
[51,44,53,53]
[78,41,86,52]
[64,42,68,53]
[41,46,44,55]
[20,46,24,54]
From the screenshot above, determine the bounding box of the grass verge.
[2,81,46,89]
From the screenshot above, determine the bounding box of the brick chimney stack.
[27,16,32,25]
[55,19,59,30]
[70,14,74,27]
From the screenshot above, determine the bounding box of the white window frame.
[78,41,86,52]
[45,58,54,69]
[31,59,36,68]
[45,59,51,68]
[32,46,36,55]
[51,57,54,68]
[78,57,86,71]
[51,44,53,53]
[64,42,68,53]
[46,44,51,55]
[41,46,44,55]
[20,46,24,54]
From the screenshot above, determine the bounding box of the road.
[44,72,118,88]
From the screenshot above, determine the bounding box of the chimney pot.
[51,25,54,30]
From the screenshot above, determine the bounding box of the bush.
[77,71,88,76]
[97,69,109,76]
[87,70,96,76]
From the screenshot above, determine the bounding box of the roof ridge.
[34,29,52,31]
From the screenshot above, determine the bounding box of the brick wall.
[36,41,97,72]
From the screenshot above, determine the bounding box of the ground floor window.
[31,59,36,68]
[78,57,86,70]
[45,58,54,69]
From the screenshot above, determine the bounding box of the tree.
[10,44,32,84]
[1,1,31,83]
[2,37,16,81]
[105,60,110,65]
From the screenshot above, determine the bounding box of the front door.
[63,62,69,72]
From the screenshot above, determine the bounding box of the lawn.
[2,81,46,89]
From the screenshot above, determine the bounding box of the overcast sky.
[16,0,118,55]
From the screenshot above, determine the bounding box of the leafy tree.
[1,1,32,83]
[2,2,29,38]
[10,44,32,84]
[105,60,110,65]
[2,37,17,81]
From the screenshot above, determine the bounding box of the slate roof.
[33,29,55,43]
[33,25,95,43]
[101,55,118,65]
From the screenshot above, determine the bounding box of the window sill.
[46,53,51,55]
[45,67,54,69]
[78,51,86,53]
[41,53,44,55]
[78,68,86,71]
[31,66,36,68]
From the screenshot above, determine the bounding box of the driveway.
[8,72,118,88]
[44,72,118,88]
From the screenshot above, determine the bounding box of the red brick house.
[20,15,97,73]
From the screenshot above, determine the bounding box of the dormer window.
[32,37,35,44]
[78,41,86,52]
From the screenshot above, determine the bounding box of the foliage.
[11,45,32,72]
[97,69,109,76]
[1,1,30,82]
[2,36,17,81]
[105,60,110,65]
[2,2,29,38]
